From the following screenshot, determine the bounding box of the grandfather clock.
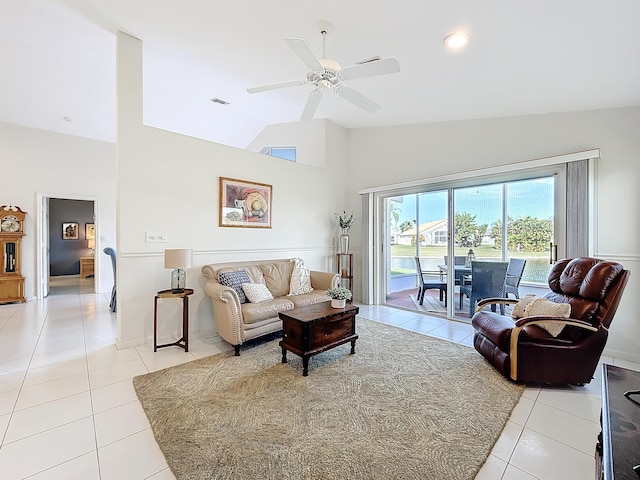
[0,205,26,304]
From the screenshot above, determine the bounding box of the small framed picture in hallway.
[62,222,79,240]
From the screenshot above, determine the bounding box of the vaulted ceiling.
[2,0,639,149]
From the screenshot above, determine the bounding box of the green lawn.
[391,245,549,258]
[391,244,496,258]
[391,244,549,258]
[390,244,551,283]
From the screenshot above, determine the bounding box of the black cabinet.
[596,364,640,479]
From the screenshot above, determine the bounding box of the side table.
[79,256,94,278]
[154,288,194,352]
[336,253,353,290]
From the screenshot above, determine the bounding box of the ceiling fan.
[247,21,400,120]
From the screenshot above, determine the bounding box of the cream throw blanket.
[512,294,571,337]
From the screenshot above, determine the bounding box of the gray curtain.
[360,193,372,304]
[565,159,589,258]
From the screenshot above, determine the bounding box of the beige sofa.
[202,259,340,355]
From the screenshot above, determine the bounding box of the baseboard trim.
[602,347,640,365]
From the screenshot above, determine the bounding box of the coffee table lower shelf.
[278,302,359,376]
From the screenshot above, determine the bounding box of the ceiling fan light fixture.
[248,23,400,120]
[317,79,331,92]
[320,58,341,72]
[444,32,470,49]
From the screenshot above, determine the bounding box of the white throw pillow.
[241,283,274,303]
[522,297,572,337]
[288,258,313,295]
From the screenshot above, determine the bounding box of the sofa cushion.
[242,283,274,303]
[288,291,331,308]
[289,258,313,295]
[218,269,251,304]
[244,265,267,285]
[242,297,294,325]
[260,262,294,298]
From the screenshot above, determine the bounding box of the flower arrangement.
[326,286,352,300]
[336,211,354,231]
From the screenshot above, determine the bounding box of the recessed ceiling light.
[444,32,470,49]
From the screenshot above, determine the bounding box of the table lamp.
[87,238,95,257]
[164,249,193,293]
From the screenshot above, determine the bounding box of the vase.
[331,298,346,308]
[339,230,350,254]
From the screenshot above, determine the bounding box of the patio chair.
[471,257,629,384]
[415,257,447,306]
[459,261,508,316]
[504,258,527,299]
[443,255,467,266]
[442,255,467,285]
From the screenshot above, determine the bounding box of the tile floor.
[0,279,637,479]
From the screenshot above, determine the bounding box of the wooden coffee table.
[278,302,359,376]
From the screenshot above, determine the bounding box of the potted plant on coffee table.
[326,286,352,308]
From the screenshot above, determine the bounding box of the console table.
[596,364,640,479]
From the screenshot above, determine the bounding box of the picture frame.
[85,223,95,239]
[62,222,79,240]
[219,177,272,228]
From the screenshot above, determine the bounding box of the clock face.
[1,215,20,233]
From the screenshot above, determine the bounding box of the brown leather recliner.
[471,257,630,384]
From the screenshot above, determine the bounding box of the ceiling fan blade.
[284,37,323,71]
[247,79,306,94]
[341,57,400,81]
[335,85,381,113]
[300,90,323,120]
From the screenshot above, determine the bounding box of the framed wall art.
[219,177,272,228]
[85,223,95,239]
[62,222,79,240]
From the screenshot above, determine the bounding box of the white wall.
[347,106,640,362]
[115,33,349,347]
[0,121,116,298]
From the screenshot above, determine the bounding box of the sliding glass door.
[383,173,557,320]
[451,177,554,319]
[385,191,450,314]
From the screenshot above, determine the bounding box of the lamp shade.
[87,239,95,249]
[164,249,193,269]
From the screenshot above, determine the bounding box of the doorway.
[37,194,98,298]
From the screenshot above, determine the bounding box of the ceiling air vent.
[210,97,230,105]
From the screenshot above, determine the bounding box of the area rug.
[133,317,524,480]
